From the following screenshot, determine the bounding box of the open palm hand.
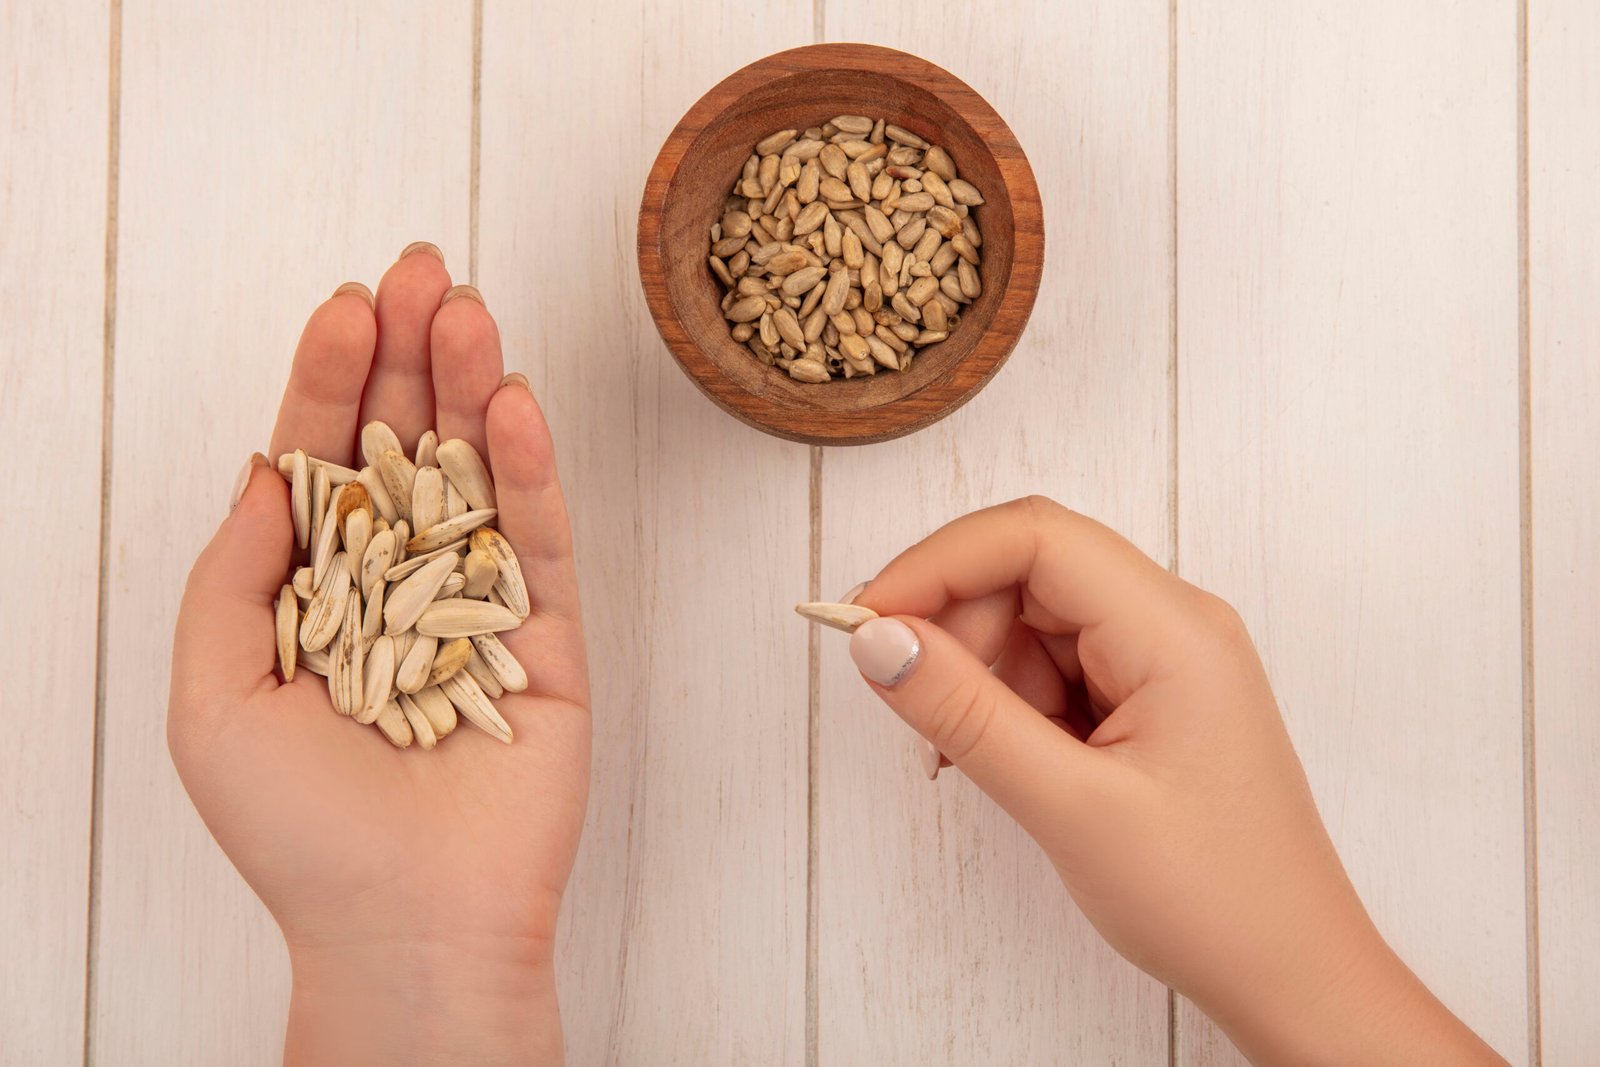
[167,245,588,1061]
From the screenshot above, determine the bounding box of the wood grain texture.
[1176,2,1526,1062]
[638,44,1044,445]
[93,4,470,1062]
[0,3,109,1063]
[478,0,812,1061]
[814,2,1173,1062]
[1530,0,1600,1059]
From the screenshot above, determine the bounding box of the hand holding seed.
[167,246,588,1064]
[830,497,1506,1066]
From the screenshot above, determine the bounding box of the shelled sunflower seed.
[708,116,986,382]
[273,421,530,748]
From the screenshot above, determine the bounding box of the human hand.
[846,497,1503,1066]
[168,244,589,1066]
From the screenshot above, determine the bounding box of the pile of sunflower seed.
[272,420,529,749]
[708,115,986,382]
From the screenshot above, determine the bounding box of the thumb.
[850,615,1105,827]
[172,453,292,711]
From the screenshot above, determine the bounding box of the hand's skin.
[849,496,1505,1067]
[168,245,588,1066]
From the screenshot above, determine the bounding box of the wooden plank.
[1176,2,1525,1062]
[1530,0,1600,1059]
[814,3,1174,1062]
[0,2,109,1062]
[93,5,470,1062]
[477,1,812,1061]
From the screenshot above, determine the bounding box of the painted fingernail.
[920,739,942,780]
[499,371,529,390]
[331,281,374,306]
[230,452,267,512]
[839,581,869,605]
[400,240,444,263]
[442,283,485,307]
[850,617,921,688]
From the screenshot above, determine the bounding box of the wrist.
[285,932,562,1066]
[1203,921,1503,1067]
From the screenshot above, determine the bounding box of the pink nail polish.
[839,581,869,605]
[229,452,265,512]
[850,617,921,687]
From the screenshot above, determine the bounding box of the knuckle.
[1181,587,1254,654]
[1014,494,1065,523]
[925,674,999,762]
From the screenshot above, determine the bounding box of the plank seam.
[469,0,483,287]
[806,444,822,1067]
[1516,0,1540,1061]
[83,0,123,1062]
[1167,0,1182,1062]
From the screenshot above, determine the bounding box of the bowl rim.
[638,42,1044,446]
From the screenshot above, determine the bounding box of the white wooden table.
[4,1,1595,1063]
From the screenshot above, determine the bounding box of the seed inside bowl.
[708,116,986,383]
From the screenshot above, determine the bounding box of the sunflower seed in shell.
[470,633,527,694]
[408,509,497,554]
[390,519,410,566]
[292,565,316,600]
[375,699,413,747]
[794,601,879,633]
[290,449,310,549]
[379,450,418,524]
[435,572,466,600]
[468,527,529,618]
[411,465,445,534]
[426,637,472,687]
[464,643,506,698]
[414,429,439,469]
[300,648,330,677]
[343,509,371,583]
[360,529,397,598]
[362,581,385,648]
[384,538,467,582]
[355,466,398,525]
[309,465,331,556]
[360,421,403,469]
[397,633,439,694]
[408,685,458,739]
[398,693,438,750]
[300,556,351,652]
[441,672,512,743]
[384,554,457,635]
[436,439,496,512]
[415,599,521,639]
[274,453,352,487]
[311,487,343,587]
[461,549,498,599]
[276,586,298,682]
[359,635,396,725]
[329,595,364,716]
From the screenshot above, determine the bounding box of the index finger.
[855,497,1184,697]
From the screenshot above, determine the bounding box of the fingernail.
[331,281,374,306]
[499,371,529,390]
[850,617,921,688]
[920,739,942,780]
[839,580,869,605]
[400,240,444,263]
[230,452,267,512]
[441,283,484,307]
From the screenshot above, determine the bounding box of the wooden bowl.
[638,44,1044,446]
